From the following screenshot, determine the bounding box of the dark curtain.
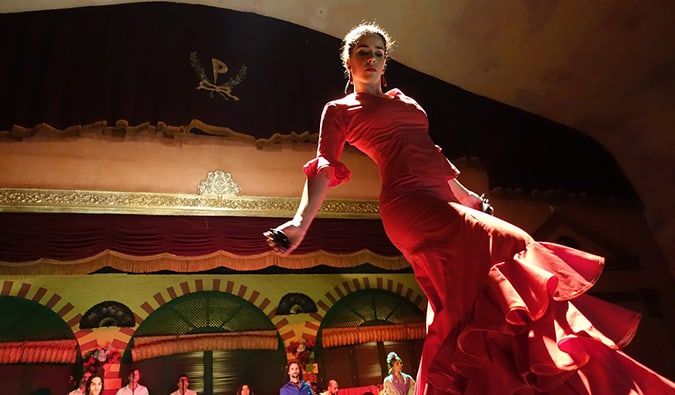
[0,213,399,262]
[131,349,286,395]
[319,340,423,389]
[0,2,344,137]
[0,363,73,395]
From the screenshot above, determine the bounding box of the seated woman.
[383,352,415,395]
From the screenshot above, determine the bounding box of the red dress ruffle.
[304,155,351,187]
[383,202,675,395]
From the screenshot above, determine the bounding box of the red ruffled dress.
[304,89,675,394]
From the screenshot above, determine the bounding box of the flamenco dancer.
[265,22,675,394]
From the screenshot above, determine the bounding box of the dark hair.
[124,367,141,385]
[236,383,255,395]
[85,374,104,395]
[340,22,394,77]
[286,359,304,381]
[177,374,189,381]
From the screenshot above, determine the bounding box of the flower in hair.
[386,351,399,365]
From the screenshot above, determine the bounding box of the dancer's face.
[347,33,387,88]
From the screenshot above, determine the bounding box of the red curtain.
[0,213,400,263]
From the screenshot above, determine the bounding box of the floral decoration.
[83,346,121,376]
[286,337,315,369]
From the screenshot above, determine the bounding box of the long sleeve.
[303,102,351,187]
[383,377,395,395]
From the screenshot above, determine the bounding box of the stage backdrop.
[0,2,639,201]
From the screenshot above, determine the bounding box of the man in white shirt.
[169,374,197,395]
[115,368,149,395]
[320,379,339,395]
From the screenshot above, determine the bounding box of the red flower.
[81,347,121,374]
[286,341,301,354]
[286,338,314,367]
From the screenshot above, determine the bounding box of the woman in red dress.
[265,23,675,394]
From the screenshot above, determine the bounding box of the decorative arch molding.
[0,280,133,359]
[0,280,80,332]
[133,278,296,341]
[317,277,427,316]
[298,277,427,342]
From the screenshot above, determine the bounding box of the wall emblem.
[190,51,247,101]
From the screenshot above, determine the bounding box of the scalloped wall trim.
[0,249,408,275]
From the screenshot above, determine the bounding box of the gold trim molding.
[0,187,380,219]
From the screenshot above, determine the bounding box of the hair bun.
[386,351,398,365]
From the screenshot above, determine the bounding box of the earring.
[344,71,353,94]
[381,74,388,88]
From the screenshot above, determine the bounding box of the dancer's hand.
[263,221,306,255]
[447,179,494,215]
[479,194,494,215]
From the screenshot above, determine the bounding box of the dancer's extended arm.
[264,169,332,254]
